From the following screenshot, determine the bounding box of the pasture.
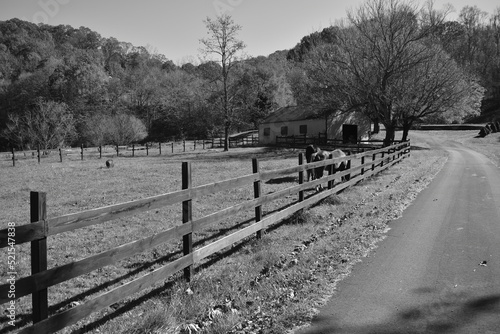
[1,130,497,333]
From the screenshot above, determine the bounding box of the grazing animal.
[305,144,319,181]
[105,159,114,168]
[330,149,348,173]
[311,149,348,191]
[311,149,332,179]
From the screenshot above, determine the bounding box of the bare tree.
[106,114,148,146]
[200,14,246,151]
[3,99,76,149]
[393,45,484,140]
[302,0,481,145]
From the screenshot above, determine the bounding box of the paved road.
[297,132,500,334]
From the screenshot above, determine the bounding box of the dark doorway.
[343,124,358,143]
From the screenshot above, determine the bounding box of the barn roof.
[261,105,329,124]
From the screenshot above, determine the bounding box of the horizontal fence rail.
[0,140,410,333]
[275,135,407,153]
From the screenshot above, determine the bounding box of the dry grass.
[0,146,313,332]
[1,130,497,333]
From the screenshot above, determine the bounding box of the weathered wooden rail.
[0,141,410,333]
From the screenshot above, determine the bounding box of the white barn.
[258,105,371,145]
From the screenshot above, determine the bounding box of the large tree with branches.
[301,0,483,145]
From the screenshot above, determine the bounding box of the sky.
[0,0,499,64]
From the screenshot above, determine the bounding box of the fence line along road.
[0,141,410,334]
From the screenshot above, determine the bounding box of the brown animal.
[311,149,348,191]
[305,144,320,181]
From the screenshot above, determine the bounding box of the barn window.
[263,127,270,136]
[281,126,288,135]
[299,124,307,134]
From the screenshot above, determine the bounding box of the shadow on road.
[298,292,500,334]
[409,145,431,151]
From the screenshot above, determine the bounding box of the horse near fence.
[0,141,410,333]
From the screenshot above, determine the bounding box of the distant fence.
[0,141,410,333]
[414,124,485,131]
[210,134,259,148]
[275,136,395,153]
[2,136,259,166]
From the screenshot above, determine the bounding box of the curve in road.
[296,132,500,334]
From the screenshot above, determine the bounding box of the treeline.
[0,19,293,150]
[287,4,500,119]
[1,2,499,150]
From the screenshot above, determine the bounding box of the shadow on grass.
[410,145,431,151]
[298,293,500,334]
[265,176,298,184]
[0,186,324,333]
[1,167,361,333]
[68,196,321,334]
[172,146,299,162]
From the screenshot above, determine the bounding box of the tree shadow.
[298,292,500,334]
[0,188,321,333]
[409,145,431,151]
[265,176,298,184]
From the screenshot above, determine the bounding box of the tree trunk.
[373,118,380,134]
[402,121,412,142]
[383,124,396,147]
[224,122,229,151]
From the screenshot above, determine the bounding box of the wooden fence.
[2,136,260,166]
[275,135,395,153]
[0,141,410,333]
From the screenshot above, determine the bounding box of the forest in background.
[0,1,499,150]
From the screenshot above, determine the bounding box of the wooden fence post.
[361,156,365,176]
[212,138,214,148]
[346,159,352,181]
[193,141,196,150]
[81,144,84,161]
[171,142,174,153]
[183,140,186,152]
[203,140,205,150]
[328,154,335,189]
[11,147,15,167]
[298,153,304,202]
[159,142,162,155]
[146,143,149,156]
[99,146,102,159]
[116,145,119,156]
[59,148,63,163]
[37,146,41,164]
[132,144,135,157]
[182,162,193,281]
[372,153,376,171]
[30,191,48,323]
[252,158,262,239]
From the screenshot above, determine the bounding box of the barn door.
[343,124,358,144]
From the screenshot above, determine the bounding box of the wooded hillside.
[1,1,499,150]
[0,19,293,150]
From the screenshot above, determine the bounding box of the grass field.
[1,130,499,333]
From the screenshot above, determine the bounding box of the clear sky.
[0,0,498,64]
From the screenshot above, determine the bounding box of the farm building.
[258,105,372,145]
